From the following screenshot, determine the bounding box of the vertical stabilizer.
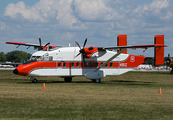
[117,35,127,54]
[154,35,164,66]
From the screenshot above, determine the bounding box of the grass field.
[0,70,173,120]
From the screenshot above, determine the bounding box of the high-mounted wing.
[93,44,167,72]
[103,44,167,50]
[6,38,59,50]
[6,41,41,48]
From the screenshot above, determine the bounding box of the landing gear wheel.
[30,78,38,83]
[32,79,38,83]
[64,77,72,82]
[93,79,101,83]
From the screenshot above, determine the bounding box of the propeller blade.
[75,41,81,49]
[166,53,171,66]
[75,53,81,58]
[82,53,85,67]
[38,37,42,50]
[75,38,88,66]
[83,38,87,48]
[44,42,50,47]
[39,37,41,46]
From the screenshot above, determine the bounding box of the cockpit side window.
[30,56,42,61]
[30,53,53,62]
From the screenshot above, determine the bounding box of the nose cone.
[13,69,18,74]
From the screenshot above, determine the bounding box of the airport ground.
[0,70,173,120]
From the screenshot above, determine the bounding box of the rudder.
[117,35,127,54]
[154,35,164,66]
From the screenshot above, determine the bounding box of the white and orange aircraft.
[6,35,167,83]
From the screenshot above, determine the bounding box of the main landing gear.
[93,79,101,83]
[30,77,38,83]
[64,77,72,82]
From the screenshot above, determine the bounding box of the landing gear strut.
[30,77,38,83]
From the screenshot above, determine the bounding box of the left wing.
[6,40,59,50]
[6,41,41,49]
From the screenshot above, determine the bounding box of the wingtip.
[156,44,168,47]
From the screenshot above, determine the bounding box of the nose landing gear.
[30,77,38,83]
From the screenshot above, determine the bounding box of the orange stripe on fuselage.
[16,55,145,76]
[16,61,56,76]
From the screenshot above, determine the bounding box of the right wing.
[103,44,167,50]
[93,44,167,72]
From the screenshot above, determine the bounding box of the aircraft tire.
[32,79,38,83]
[93,79,101,83]
[64,77,72,82]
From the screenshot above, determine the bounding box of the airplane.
[165,53,173,74]
[0,64,13,68]
[6,35,167,83]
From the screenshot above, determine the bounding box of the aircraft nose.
[13,69,18,74]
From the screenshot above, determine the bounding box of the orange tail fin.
[154,35,165,66]
[117,35,127,54]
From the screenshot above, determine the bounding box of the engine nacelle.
[85,70,106,80]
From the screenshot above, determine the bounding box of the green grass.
[0,71,173,120]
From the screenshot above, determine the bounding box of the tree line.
[0,51,31,63]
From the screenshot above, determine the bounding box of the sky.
[0,0,173,57]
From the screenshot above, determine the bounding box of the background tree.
[5,51,31,63]
[0,52,7,62]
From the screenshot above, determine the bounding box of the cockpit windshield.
[29,53,53,62]
[30,56,42,61]
[22,53,53,65]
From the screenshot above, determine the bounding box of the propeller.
[165,53,171,70]
[166,53,171,66]
[75,38,87,66]
[38,37,50,51]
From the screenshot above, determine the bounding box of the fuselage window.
[58,62,61,67]
[63,62,66,67]
[76,62,79,67]
[96,62,99,67]
[110,62,113,67]
[43,57,49,61]
[71,62,74,67]
[49,56,53,61]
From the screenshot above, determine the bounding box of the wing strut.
[93,48,127,72]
